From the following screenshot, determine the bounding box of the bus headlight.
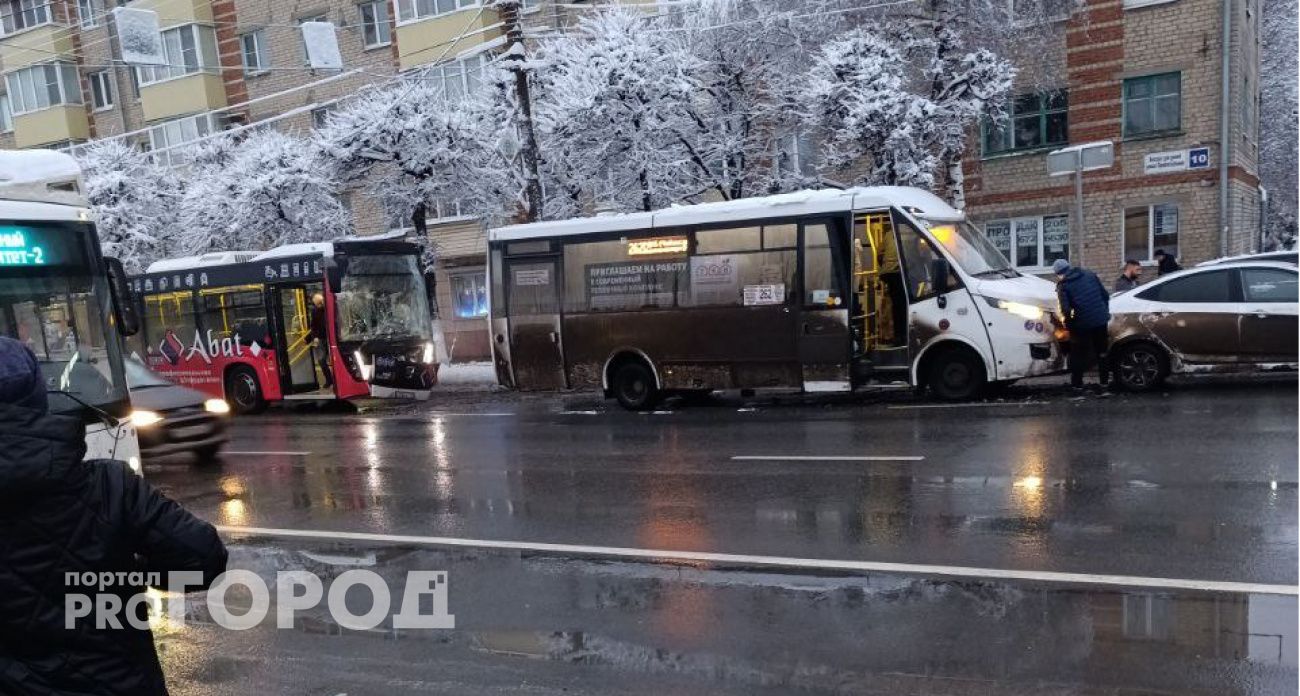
[130,410,163,428]
[422,342,435,364]
[982,296,1046,321]
[204,398,231,415]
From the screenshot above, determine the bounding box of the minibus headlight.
[982,295,1046,321]
[355,350,372,380]
[422,342,435,364]
[129,410,163,428]
[204,398,231,415]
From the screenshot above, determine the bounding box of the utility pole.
[497,0,544,222]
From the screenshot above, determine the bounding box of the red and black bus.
[128,237,437,413]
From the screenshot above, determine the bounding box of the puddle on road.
[157,542,1298,696]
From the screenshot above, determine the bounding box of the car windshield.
[124,358,173,389]
[335,254,433,342]
[0,221,129,416]
[919,219,1017,278]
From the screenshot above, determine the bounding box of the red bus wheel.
[225,366,266,415]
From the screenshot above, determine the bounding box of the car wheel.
[612,361,659,411]
[225,366,266,415]
[1113,342,1168,392]
[927,346,987,401]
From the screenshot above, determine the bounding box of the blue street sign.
[1188,147,1211,170]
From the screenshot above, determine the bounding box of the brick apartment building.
[965,0,1263,279]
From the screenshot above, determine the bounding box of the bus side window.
[200,287,270,348]
[142,291,198,354]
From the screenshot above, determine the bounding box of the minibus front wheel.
[925,344,987,401]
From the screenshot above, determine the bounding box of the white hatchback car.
[1108,261,1298,391]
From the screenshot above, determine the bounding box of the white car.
[1108,261,1298,391]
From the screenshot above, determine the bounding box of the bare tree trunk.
[498,0,543,222]
[947,153,966,210]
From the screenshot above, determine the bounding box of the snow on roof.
[0,149,87,208]
[489,186,963,242]
[254,242,334,261]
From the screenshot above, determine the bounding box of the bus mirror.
[104,257,141,337]
[930,258,952,295]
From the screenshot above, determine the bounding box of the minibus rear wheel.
[612,361,659,411]
[926,345,987,401]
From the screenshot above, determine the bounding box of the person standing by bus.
[1053,259,1111,391]
[309,292,333,388]
[0,337,228,696]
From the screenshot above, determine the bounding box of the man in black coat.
[0,337,228,696]
[1053,259,1112,391]
[308,292,334,388]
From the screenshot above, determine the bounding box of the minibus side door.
[796,218,853,392]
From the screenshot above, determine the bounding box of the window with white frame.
[983,214,1069,269]
[5,63,82,115]
[78,0,104,29]
[450,271,488,318]
[395,0,477,23]
[0,0,52,36]
[428,53,486,100]
[1123,203,1179,262]
[136,24,219,86]
[89,70,113,111]
[147,113,216,166]
[359,1,391,48]
[0,93,12,133]
[311,105,333,129]
[240,30,268,75]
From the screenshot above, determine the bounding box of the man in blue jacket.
[1053,258,1111,390]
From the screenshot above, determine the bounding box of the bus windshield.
[919,219,1017,279]
[335,254,432,343]
[0,222,129,417]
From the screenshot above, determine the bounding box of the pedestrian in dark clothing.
[0,337,227,696]
[308,292,333,388]
[1153,249,1181,276]
[1053,259,1111,390]
[1113,259,1142,293]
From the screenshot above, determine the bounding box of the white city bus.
[488,186,1067,409]
[0,151,142,468]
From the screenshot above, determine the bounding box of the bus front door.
[272,285,323,394]
[505,258,566,390]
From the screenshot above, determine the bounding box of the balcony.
[395,6,503,72]
[0,23,76,71]
[140,72,226,122]
[125,0,213,27]
[12,105,88,148]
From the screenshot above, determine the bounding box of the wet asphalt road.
[143,378,1299,695]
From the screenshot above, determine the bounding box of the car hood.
[969,274,1058,307]
[128,383,208,412]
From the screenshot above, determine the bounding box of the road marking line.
[427,412,514,417]
[215,525,1297,596]
[731,455,925,462]
[223,450,312,456]
[887,401,1048,410]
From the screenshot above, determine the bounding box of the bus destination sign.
[0,228,50,266]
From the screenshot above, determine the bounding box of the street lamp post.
[1048,141,1115,266]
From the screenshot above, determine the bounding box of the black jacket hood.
[0,402,87,499]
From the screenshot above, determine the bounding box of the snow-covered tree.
[535,8,701,214]
[797,15,1013,204]
[178,129,350,255]
[77,139,182,272]
[1259,0,1298,249]
[314,73,519,227]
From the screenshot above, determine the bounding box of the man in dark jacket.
[1113,259,1142,293]
[308,292,333,388]
[1154,249,1182,276]
[1053,259,1111,390]
[0,337,228,696]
